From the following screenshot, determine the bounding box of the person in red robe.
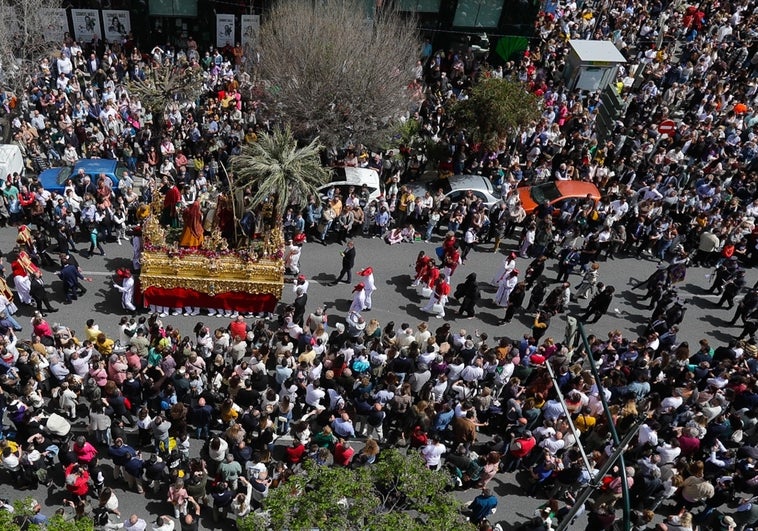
[412,253,432,286]
[161,181,181,227]
[442,231,457,255]
[11,254,33,304]
[179,201,204,248]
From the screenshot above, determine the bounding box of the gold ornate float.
[139,194,285,309]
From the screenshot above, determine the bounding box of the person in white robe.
[494,270,519,307]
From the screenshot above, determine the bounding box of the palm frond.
[230,125,330,217]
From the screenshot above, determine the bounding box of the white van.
[0,144,24,180]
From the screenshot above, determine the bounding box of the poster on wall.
[216,14,236,48]
[40,9,69,42]
[102,10,131,43]
[240,14,260,50]
[72,9,102,42]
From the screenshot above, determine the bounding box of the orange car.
[518,180,602,214]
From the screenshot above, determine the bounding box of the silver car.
[409,174,500,208]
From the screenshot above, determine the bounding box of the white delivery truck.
[0,144,24,179]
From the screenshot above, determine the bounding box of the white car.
[317,166,382,205]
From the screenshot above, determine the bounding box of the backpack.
[93,506,110,526]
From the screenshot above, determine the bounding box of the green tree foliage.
[451,78,540,148]
[0,497,93,531]
[229,125,330,216]
[258,0,421,146]
[240,449,475,531]
[45,514,95,531]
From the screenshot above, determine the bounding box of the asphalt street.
[0,225,753,530]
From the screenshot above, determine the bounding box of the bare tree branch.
[0,0,63,97]
[258,0,421,146]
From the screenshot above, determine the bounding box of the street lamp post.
[554,319,636,531]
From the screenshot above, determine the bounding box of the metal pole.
[554,414,644,531]
[543,360,593,475]
[218,160,238,245]
[577,320,632,531]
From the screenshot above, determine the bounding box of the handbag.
[6,302,17,315]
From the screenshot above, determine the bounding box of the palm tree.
[126,64,204,136]
[230,125,330,218]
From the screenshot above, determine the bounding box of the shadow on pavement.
[699,314,740,343]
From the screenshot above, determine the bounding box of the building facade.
[67,0,537,53]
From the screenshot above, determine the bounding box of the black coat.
[342,247,355,269]
[525,260,545,284]
[508,287,526,308]
[29,275,47,298]
[587,291,613,314]
[456,277,480,314]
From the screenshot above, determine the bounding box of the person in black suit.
[57,260,84,303]
[87,53,100,75]
[334,240,356,284]
[29,271,58,316]
[59,253,88,296]
[580,285,615,324]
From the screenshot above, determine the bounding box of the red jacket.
[10,261,27,277]
[18,191,35,208]
[434,280,451,298]
[510,436,536,459]
[229,320,247,341]
[334,442,354,467]
[285,443,306,464]
[422,266,440,288]
[65,463,90,496]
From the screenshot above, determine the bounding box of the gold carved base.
[140,213,285,298]
[140,250,284,297]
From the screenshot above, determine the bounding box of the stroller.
[42,412,72,449]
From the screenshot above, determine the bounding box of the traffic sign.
[658,119,677,135]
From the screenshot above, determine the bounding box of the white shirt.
[540,436,566,455]
[152,519,175,531]
[305,384,326,407]
[421,442,447,467]
[460,364,484,382]
[638,424,659,447]
[660,395,683,411]
[657,443,681,464]
[447,362,464,382]
[533,426,556,442]
[349,290,366,314]
[57,56,73,74]
[292,280,309,294]
[415,330,431,345]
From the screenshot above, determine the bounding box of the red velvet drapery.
[141,287,278,313]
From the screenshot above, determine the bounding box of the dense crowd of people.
[0,0,757,530]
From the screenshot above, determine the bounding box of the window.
[396,0,441,12]
[453,0,503,28]
[149,0,198,17]
[447,191,465,204]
